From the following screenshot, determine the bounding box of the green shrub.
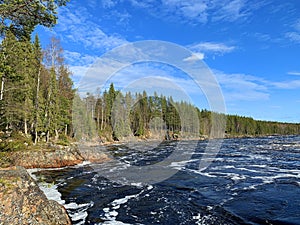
[0,131,31,152]
[56,133,71,146]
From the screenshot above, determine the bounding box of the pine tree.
[0,0,70,39]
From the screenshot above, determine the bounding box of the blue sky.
[33,0,300,123]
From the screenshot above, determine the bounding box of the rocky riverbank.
[0,144,111,169]
[0,166,72,225]
[0,143,111,224]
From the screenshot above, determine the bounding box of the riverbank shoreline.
[0,143,111,225]
[1,133,296,169]
[0,166,72,225]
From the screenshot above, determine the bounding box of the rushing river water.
[31,136,300,225]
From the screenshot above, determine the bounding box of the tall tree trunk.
[55,129,59,140]
[0,75,4,100]
[0,54,7,101]
[65,124,68,136]
[46,130,50,143]
[101,106,104,130]
[33,66,41,144]
[97,110,100,130]
[24,118,28,135]
[34,130,38,145]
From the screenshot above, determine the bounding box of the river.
[31,136,300,225]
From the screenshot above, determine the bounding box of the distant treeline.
[74,83,300,142]
[226,114,300,137]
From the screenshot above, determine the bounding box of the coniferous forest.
[0,0,299,150]
[74,83,300,143]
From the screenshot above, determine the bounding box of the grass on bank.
[0,131,74,167]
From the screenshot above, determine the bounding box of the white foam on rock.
[27,166,93,225]
[27,168,66,205]
[38,183,65,205]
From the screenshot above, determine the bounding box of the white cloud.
[62,50,101,88]
[285,18,300,43]
[294,19,300,32]
[101,0,117,9]
[287,71,300,76]
[211,0,249,22]
[285,32,300,43]
[70,65,90,87]
[64,50,98,66]
[125,0,264,25]
[183,53,205,61]
[57,6,127,53]
[215,71,269,101]
[162,0,208,23]
[87,0,97,8]
[252,32,272,41]
[189,42,236,55]
[271,80,300,89]
[212,69,300,103]
[76,60,210,106]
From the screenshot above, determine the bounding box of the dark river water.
[30,136,300,225]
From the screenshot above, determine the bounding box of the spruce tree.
[32,35,44,144]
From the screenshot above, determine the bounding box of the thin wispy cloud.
[183,53,205,61]
[64,50,98,66]
[252,32,272,42]
[161,0,208,23]
[271,80,300,89]
[215,69,300,103]
[75,59,216,109]
[285,32,300,43]
[63,50,101,87]
[215,71,269,101]
[87,0,97,8]
[70,65,91,87]
[113,0,266,25]
[57,6,128,53]
[190,42,236,55]
[285,18,300,43]
[211,0,249,22]
[101,0,117,9]
[287,71,300,76]
[50,3,130,87]
[293,19,300,31]
[249,32,283,48]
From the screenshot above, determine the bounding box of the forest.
[0,32,74,146]
[0,0,299,150]
[74,83,300,142]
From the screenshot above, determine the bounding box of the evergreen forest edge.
[0,33,299,152]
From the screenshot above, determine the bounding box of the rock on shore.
[77,144,111,163]
[11,146,84,169]
[5,144,111,169]
[0,144,111,224]
[0,166,71,225]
